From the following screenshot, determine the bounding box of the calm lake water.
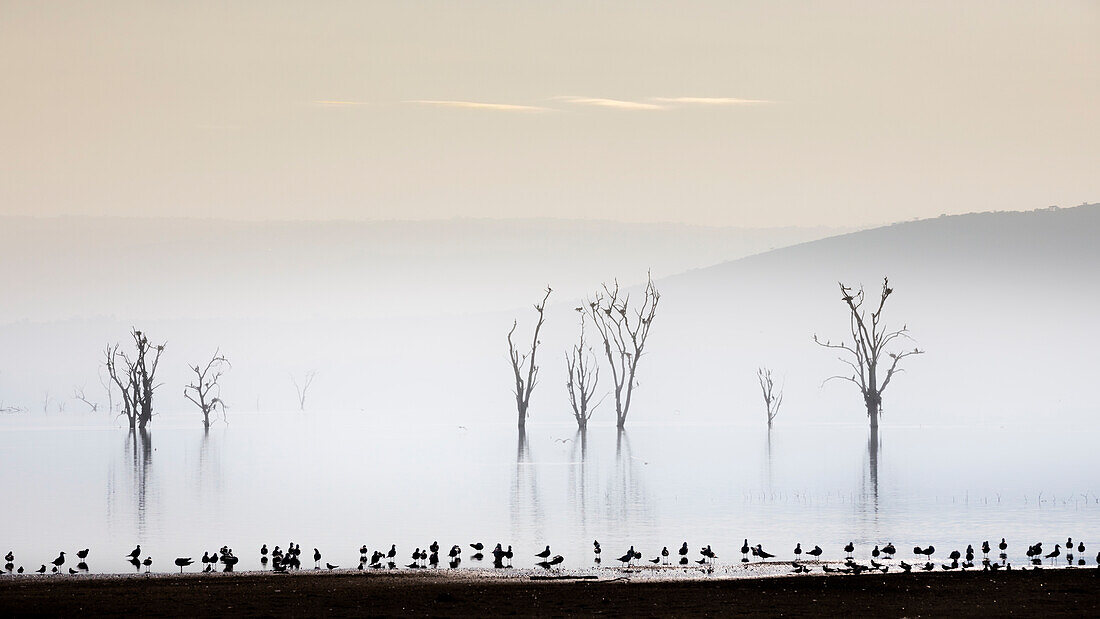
[1,411,1097,573]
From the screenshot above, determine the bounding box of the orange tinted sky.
[1,1,1097,226]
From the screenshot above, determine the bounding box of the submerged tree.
[757,367,783,429]
[508,287,551,431]
[565,319,601,430]
[291,370,317,411]
[586,274,660,429]
[814,277,923,429]
[105,329,166,431]
[73,385,99,412]
[184,350,230,429]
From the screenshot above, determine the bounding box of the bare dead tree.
[565,318,602,430]
[184,350,231,429]
[291,370,317,411]
[757,367,783,428]
[508,287,551,430]
[73,385,99,412]
[105,328,166,431]
[586,274,660,429]
[98,366,115,414]
[814,277,923,429]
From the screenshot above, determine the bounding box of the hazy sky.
[2,1,1097,227]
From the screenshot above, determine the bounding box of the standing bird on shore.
[617,549,634,567]
[313,548,322,569]
[76,549,89,561]
[174,557,194,573]
[921,546,935,561]
[505,545,514,567]
[143,557,152,572]
[1045,544,1060,564]
[794,543,802,561]
[679,542,689,562]
[536,545,551,559]
[843,542,854,559]
[883,543,896,559]
[593,540,602,564]
[999,538,1009,563]
[35,565,47,573]
[871,545,880,560]
[740,539,751,563]
[51,552,66,572]
[661,546,670,564]
[808,546,823,560]
[430,541,440,556]
[449,545,461,563]
[981,541,990,559]
[128,545,141,561]
[754,545,774,560]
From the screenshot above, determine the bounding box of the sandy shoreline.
[2,563,1098,617]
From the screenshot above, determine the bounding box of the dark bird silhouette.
[128,556,141,570]
[472,552,484,561]
[549,555,564,567]
[949,550,961,562]
[449,557,461,569]
[872,545,880,559]
[844,542,855,559]
[174,557,193,573]
[449,545,461,561]
[313,548,322,569]
[406,560,420,569]
[536,546,551,559]
[261,544,268,557]
[143,557,152,572]
[537,560,552,570]
[1045,545,1060,564]
[679,556,688,565]
[981,540,990,558]
[899,561,912,572]
[883,543,896,559]
[617,551,634,566]
[68,567,77,574]
[808,545,823,559]
[17,566,24,574]
[754,545,774,560]
[35,565,47,574]
[76,549,89,560]
[360,545,368,556]
[679,542,688,559]
[504,545,514,567]
[921,546,935,560]
[429,551,439,568]
[386,545,397,561]
[51,552,66,571]
[1077,541,1085,554]
[471,542,484,552]
[740,539,750,563]
[77,562,88,571]
[921,562,935,571]
[794,543,802,561]
[649,556,661,564]
[128,545,141,560]
[430,541,440,555]
[661,546,670,564]
[4,551,12,563]
[326,563,338,570]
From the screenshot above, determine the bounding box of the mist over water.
[1,410,1096,573]
[2,207,1099,575]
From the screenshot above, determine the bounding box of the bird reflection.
[510,429,543,538]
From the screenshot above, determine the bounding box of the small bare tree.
[185,350,230,429]
[291,370,317,411]
[105,329,166,431]
[73,385,99,412]
[586,274,660,429]
[814,277,923,429]
[508,287,551,430]
[565,319,602,430]
[757,367,783,428]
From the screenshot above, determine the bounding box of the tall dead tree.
[184,350,230,429]
[508,287,551,430]
[586,274,659,429]
[565,319,601,430]
[291,370,317,411]
[757,367,783,428]
[814,277,922,429]
[105,329,165,431]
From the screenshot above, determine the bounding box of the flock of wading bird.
[2,537,1098,577]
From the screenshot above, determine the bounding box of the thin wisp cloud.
[405,100,549,112]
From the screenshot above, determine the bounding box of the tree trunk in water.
[866,400,879,430]
[517,403,527,431]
